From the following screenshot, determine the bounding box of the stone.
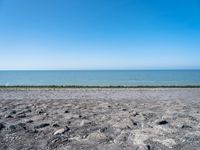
[34,123,50,129]
[9,125,16,130]
[10,110,16,114]
[181,125,192,129]
[87,131,108,142]
[0,123,5,130]
[16,113,26,118]
[64,110,69,113]
[52,123,60,127]
[80,119,91,126]
[54,128,65,135]
[157,120,168,125]
[5,115,13,118]
[26,120,34,123]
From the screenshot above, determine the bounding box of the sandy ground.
[0,88,200,150]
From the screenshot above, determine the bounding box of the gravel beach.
[0,88,200,150]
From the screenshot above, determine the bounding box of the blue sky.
[0,0,200,70]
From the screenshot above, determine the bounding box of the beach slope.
[0,88,200,150]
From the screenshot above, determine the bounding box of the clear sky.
[0,0,200,70]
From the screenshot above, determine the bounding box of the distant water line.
[0,70,200,86]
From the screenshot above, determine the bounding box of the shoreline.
[0,85,200,89]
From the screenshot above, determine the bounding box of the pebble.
[54,128,65,135]
[10,110,16,114]
[87,131,108,142]
[16,114,26,118]
[52,123,60,127]
[26,120,34,123]
[5,115,13,118]
[34,123,50,129]
[64,110,69,113]
[80,120,91,126]
[0,123,5,130]
[157,120,168,125]
[181,125,192,129]
[9,125,16,130]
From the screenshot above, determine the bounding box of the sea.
[0,70,200,86]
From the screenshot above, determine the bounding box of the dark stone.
[133,122,137,126]
[122,108,127,111]
[5,115,13,118]
[64,110,69,113]
[147,145,151,150]
[34,123,50,129]
[181,125,192,129]
[53,123,60,128]
[67,121,71,124]
[38,110,45,114]
[10,110,16,114]
[65,126,70,132]
[27,120,34,123]
[9,125,16,130]
[100,127,108,133]
[157,120,168,125]
[0,123,5,130]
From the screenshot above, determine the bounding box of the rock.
[16,113,26,118]
[17,123,26,130]
[100,127,108,133]
[65,126,70,132]
[147,145,151,150]
[181,125,192,129]
[26,120,34,123]
[5,115,13,118]
[80,119,91,126]
[34,123,50,129]
[52,123,60,128]
[87,131,108,142]
[64,110,69,113]
[153,138,176,148]
[38,109,45,114]
[9,125,16,130]
[157,120,168,125]
[113,118,133,129]
[137,145,151,150]
[0,123,5,130]
[54,128,65,135]
[10,110,16,114]
[47,135,69,149]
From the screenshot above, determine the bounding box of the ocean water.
[0,70,200,86]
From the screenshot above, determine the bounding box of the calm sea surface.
[0,70,200,86]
